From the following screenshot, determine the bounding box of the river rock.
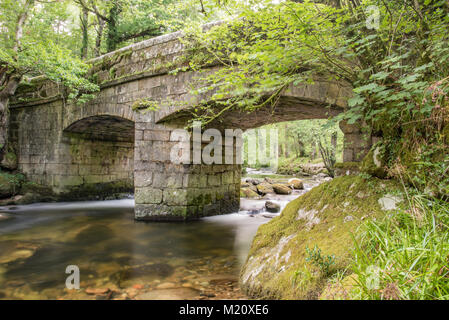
[240,188,259,199]
[288,178,304,190]
[245,178,261,185]
[156,282,176,289]
[256,182,274,195]
[264,177,274,184]
[265,201,280,213]
[135,288,199,300]
[272,184,292,195]
[85,288,110,295]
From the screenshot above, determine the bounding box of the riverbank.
[240,175,405,299]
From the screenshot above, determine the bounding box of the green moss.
[240,175,403,299]
[0,151,17,170]
[60,180,133,201]
[334,162,359,170]
[360,145,387,178]
[0,171,25,199]
[109,67,117,79]
[240,187,259,198]
[334,162,360,177]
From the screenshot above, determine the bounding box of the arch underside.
[64,115,135,142]
[157,96,343,130]
[60,114,135,199]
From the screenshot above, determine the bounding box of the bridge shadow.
[59,115,135,200]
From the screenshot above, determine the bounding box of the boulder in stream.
[265,201,280,213]
[272,184,292,195]
[256,182,274,195]
[288,178,304,190]
[240,188,260,199]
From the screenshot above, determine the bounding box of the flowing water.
[0,174,326,300]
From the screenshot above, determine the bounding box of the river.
[0,173,326,300]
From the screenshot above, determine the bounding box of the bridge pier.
[339,120,372,162]
[134,122,241,221]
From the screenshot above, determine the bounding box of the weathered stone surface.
[265,201,280,213]
[287,178,304,190]
[378,194,402,211]
[272,184,292,195]
[256,182,274,195]
[135,187,163,204]
[360,145,388,178]
[240,188,259,199]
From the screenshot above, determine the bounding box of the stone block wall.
[133,120,241,221]
[339,120,372,162]
[9,101,135,200]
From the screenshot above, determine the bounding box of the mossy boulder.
[272,184,292,195]
[265,201,281,213]
[256,182,274,195]
[240,187,260,199]
[360,145,387,179]
[241,182,258,193]
[240,175,402,299]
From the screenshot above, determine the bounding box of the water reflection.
[0,200,265,299]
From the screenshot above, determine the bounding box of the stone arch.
[64,115,135,142]
[58,113,136,199]
[62,103,136,132]
[155,78,352,130]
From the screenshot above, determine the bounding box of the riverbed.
[0,173,327,300]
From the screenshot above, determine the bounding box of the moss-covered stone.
[240,187,260,198]
[256,182,274,195]
[240,175,403,300]
[360,145,387,178]
[272,183,292,195]
[288,178,304,190]
[334,162,360,176]
[59,180,133,201]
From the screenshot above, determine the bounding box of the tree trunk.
[95,18,105,57]
[80,7,89,59]
[310,141,317,160]
[331,131,337,159]
[106,1,121,52]
[283,123,289,157]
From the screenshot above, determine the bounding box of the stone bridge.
[9,25,371,221]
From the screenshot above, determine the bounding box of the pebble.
[85,288,110,295]
[156,282,176,289]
